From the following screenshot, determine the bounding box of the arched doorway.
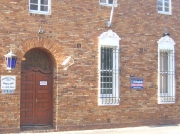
[20,48,53,126]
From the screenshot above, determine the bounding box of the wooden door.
[35,71,52,125]
[20,70,52,126]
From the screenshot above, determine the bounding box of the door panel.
[21,72,36,125]
[35,71,52,125]
[20,70,52,126]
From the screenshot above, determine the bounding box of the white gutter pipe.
[106,0,115,27]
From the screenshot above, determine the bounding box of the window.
[99,0,117,6]
[158,0,171,14]
[101,48,113,96]
[100,47,118,95]
[158,34,175,104]
[98,30,121,106]
[29,0,51,14]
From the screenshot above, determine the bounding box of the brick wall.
[0,0,180,132]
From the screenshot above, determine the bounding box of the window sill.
[158,11,172,15]
[98,98,120,106]
[158,101,175,104]
[158,96,175,104]
[99,3,117,7]
[29,11,51,15]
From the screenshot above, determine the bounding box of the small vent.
[77,43,81,48]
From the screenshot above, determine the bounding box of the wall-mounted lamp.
[4,50,17,71]
[163,28,169,37]
[61,56,74,70]
[163,32,170,37]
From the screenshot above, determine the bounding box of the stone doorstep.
[20,125,56,133]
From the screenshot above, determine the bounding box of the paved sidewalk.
[41,124,180,134]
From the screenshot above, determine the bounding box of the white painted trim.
[157,35,175,46]
[98,30,120,106]
[157,35,176,104]
[29,0,51,15]
[98,98,120,106]
[158,11,172,15]
[158,96,175,104]
[158,0,172,15]
[99,0,118,7]
[98,30,121,47]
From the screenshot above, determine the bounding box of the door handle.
[36,98,39,103]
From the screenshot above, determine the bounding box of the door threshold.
[21,125,55,133]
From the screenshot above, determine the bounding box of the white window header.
[157,35,175,50]
[98,30,121,47]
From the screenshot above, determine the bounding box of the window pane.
[100,47,113,95]
[40,6,48,11]
[101,48,113,70]
[101,71,112,82]
[30,5,38,10]
[30,0,38,4]
[165,2,169,7]
[158,1,163,6]
[165,7,169,12]
[158,7,163,11]
[108,0,113,4]
[41,0,48,5]
[165,0,169,2]
[101,72,113,89]
[101,89,112,94]
[160,52,169,94]
[160,74,168,93]
[101,71,113,93]
[100,0,106,3]
[160,52,168,72]
[101,82,113,89]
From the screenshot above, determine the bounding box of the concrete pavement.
[41,124,180,134]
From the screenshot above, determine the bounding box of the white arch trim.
[98,30,121,47]
[157,35,176,50]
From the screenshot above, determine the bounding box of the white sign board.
[40,81,47,85]
[1,76,16,90]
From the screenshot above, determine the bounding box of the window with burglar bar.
[99,47,119,105]
[101,48,113,95]
[158,0,171,15]
[29,0,51,14]
[98,30,121,106]
[158,34,175,104]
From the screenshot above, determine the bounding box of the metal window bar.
[99,47,120,105]
[159,50,175,103]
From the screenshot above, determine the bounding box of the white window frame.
[157,34,175,104]
[99,0,117,7]
[29,0,51,15]
[98,30,121,106]
[158,0,172,15]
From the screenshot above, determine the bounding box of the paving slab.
[20,124,180,134]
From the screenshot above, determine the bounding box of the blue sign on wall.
[130,77,144,90]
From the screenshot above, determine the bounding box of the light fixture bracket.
[61,56,74,70]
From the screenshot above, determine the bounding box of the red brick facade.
[0,0,180,133]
